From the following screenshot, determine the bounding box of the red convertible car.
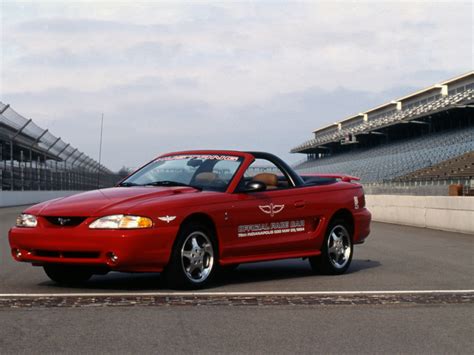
[9,150,371,289]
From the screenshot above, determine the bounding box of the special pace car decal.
[258,203,285,217]
[238,220,305,238]
[158,216,177,223]
[159,155,239,161]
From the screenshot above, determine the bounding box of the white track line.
[0,290,473,297]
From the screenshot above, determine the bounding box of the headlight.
[16,214,38,228]
[89,215,153,229]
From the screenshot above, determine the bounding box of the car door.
[225,159,313,259]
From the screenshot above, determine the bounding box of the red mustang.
[9,150,371,289]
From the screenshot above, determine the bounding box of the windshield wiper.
[144,180,202,190]
[117,182,140,187]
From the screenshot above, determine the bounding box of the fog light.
[106,252,118,264]
[13,248,22,259]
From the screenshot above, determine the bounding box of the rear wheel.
[309,219,353,275]
[164,223,218,289]
[43,264,93,285]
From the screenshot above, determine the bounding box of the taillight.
[360,194,366,208]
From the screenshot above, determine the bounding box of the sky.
[0,0,472,171]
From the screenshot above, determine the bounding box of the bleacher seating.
[294,126,474,183]
[396,151,474,181]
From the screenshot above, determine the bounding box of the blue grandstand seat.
[294,126,474,183]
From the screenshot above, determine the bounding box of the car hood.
[30,186,201,217]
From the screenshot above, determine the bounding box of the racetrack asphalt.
[1,205,472,293]
[1,205,473,354]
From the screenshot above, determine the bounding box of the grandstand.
[396,151,474,183]
[291,72,474,190]
[0,102,118,191]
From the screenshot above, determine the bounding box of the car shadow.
[215,258,381,288]
[38,258,381,291]
[347,258,381,274]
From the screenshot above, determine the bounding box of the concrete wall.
[0,191,82,208]
[366,195,474,234]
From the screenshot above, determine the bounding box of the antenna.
[97,113,104,188]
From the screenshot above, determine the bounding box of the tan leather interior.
[195,172,218,184]
[252,173,278,189]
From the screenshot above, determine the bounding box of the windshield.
[120,154,244,192]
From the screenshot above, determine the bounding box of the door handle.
[294,200,305,208]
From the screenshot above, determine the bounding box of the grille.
[44,216,87,227]
[34,250,60,258]
[33,250,100,259]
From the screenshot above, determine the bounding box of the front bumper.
[8,224,178,272]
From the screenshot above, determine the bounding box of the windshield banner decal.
[159,155,239,161]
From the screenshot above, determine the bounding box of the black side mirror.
[242,181,266,192]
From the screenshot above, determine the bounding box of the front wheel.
[43,265,93,285]
[309,219,353,275]
[164,223,218,289]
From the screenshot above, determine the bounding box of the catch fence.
[0,102,118,191]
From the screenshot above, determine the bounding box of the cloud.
[1,1,472,170]
[4,82,417,169]
[16,18,146,33]
[15,40,185,68]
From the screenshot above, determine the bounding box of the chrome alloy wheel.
[327,225,352,269]
[180,231,214,283]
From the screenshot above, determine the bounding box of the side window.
[243,159,291,190]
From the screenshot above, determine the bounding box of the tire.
[164,222,218,290]
[309,219,353,275]
[43,264,93,285]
